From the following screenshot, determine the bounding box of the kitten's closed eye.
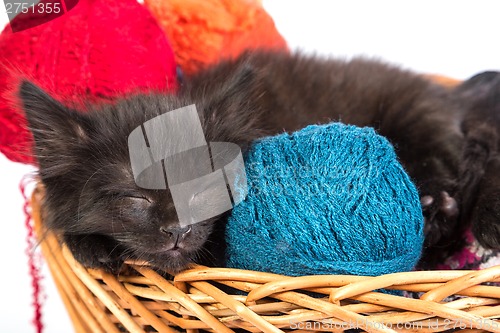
[101,185,154,204]
[118,193,152,203]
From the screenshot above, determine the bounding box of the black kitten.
[21,51,499,273]
[22,74,262,274]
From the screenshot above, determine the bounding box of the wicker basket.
[31,186,500,333]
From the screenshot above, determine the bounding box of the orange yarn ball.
[144,0,287,75]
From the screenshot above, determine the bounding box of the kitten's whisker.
[107,243,122,258]
[196,246,215,263]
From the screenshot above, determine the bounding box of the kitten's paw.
[470,156,500,249]
[472,191,500,249]
[421,191,460,246]
[63,233,124,274]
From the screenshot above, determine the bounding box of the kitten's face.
[20,81,216,272]
[75,173,215,272]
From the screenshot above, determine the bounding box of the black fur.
[21,51,500,273]
[454,71,500,249]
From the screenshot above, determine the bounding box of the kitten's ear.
[201,61,266,146]
[220,63,256,99]
[209,62,259,118]
[19,81,91,164]
[20,81,90,142]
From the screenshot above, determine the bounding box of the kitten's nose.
[160,225,192,239]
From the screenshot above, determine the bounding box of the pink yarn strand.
[20,176,44,333]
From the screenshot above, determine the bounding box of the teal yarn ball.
[225,123,424,276]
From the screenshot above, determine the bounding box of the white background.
[1,1,499,332]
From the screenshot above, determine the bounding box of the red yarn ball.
[0,0,178,165]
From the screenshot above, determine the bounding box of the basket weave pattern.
[32,188,500,333]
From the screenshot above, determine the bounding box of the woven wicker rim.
[31,186,500,333]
